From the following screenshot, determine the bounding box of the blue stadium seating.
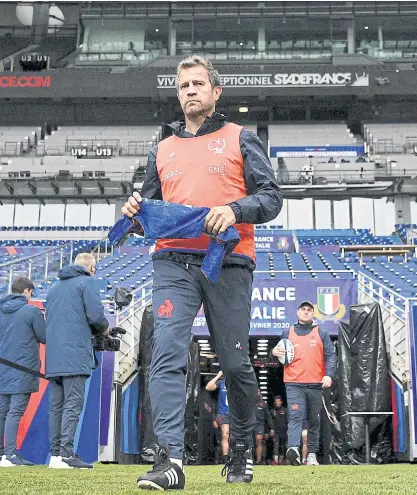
[0,240,99,297]
[297,228,400,247]
[0,226,112,231]
[125,238,156,247]
[2,228,416,312]
[254,250,354,280]
[0,240,101,248]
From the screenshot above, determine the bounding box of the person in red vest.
[272,301,336,467]
[122,55,282,490]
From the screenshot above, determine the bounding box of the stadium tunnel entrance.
[198,335,338,407]
[199,336,289,407]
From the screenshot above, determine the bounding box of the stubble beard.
[184,101,214,120]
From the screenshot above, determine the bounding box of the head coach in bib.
[122,55,282,490]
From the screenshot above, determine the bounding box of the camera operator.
[45,253,109,469]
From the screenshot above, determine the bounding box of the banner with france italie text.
[254,233,294,252]
[192,278,357,337]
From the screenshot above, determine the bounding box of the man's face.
[23,288,32,302]
[274,398,282,408]
[297,305,314,324]
[177,66,222,120]
[89,263,96,277]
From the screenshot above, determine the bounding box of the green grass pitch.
[1,463,416,494]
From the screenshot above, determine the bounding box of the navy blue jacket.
[256,397,274,431]
[0,294,46,394]
[45,265,109,378]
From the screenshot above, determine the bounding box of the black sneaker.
[61,454,93,469]
[286,447,301,466]
[221,441,253,483]
[137,444,185,491]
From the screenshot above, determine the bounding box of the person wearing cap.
[271,301,336,467]
[270,395,287,465]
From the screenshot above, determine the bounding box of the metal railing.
[357,271,417,384]
[76,50,161,65]
[0,25,78,38]
[0,166,401,186]
[370,135,417,155]
[254,269,355,278]
[91,236,114,262]
[114,280,153,383]
[0,244,75,294]
[0,170,137,182]
[43,142,152,157]
[65,138,120,153]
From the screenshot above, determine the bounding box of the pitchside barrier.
[358,272,416,461]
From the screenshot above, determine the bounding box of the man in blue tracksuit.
[46,253,109,469]
[123,56,281,490]
[0,277,45,467]
[206,371,230,463]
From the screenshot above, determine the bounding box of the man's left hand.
[321,376,332,389]
[204,206,236,236]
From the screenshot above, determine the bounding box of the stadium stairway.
[396,223,417,244]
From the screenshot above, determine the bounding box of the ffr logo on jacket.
[208,137,226,154]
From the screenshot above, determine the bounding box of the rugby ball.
[276,338,295,365]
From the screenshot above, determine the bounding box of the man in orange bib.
[122,55,282,490]
[272,301,336,467]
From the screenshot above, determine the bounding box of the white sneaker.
[0,455,16,468]
[306,453,320,466]
[49,455,73,469]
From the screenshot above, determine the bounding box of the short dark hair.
[11,277,35,294]
[176,55,221,88]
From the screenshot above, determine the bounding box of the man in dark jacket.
[206,371,230,464]
[270,395,287,465]
[0,277,45,467]
[255,389,274,464]
[123,55,282,490]
[46,253,109,469]
[272,301,336,467]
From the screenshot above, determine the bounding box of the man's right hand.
[272,345,285,358]
[121,191,142,218]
